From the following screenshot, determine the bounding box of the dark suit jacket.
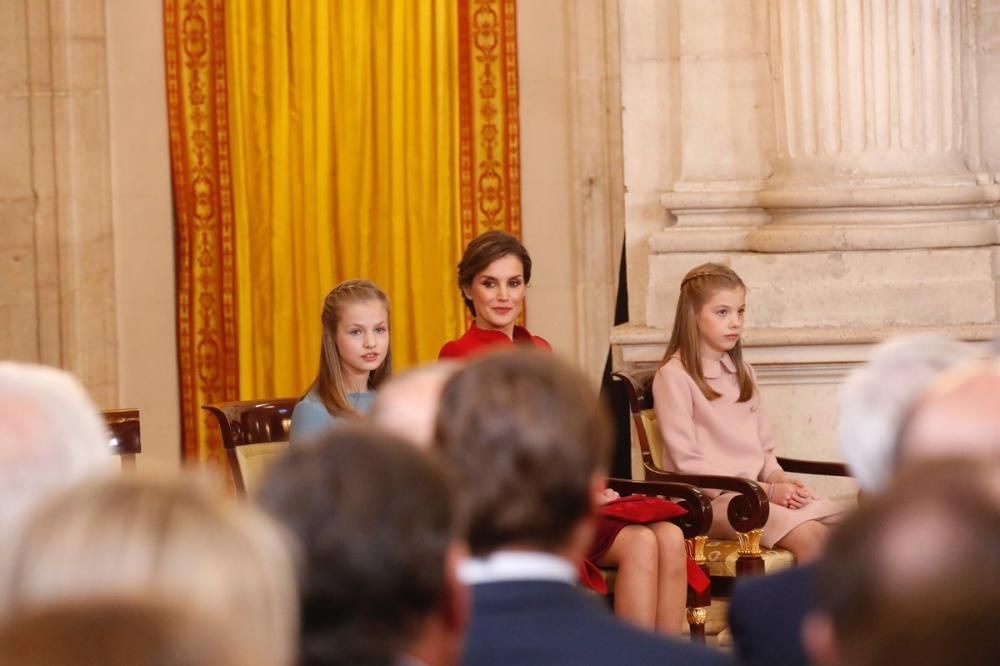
[462,580,731,666]
[728,564,817,666]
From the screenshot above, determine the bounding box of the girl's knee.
[801,520,829,542]
[780,520,829,562]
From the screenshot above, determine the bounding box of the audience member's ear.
[442,541,470,633]
[801,612,838,666]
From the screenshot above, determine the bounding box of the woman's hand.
[788,479,819,508]
[768,482,797,508]
[595,488,621,505]
[769,479,818,509]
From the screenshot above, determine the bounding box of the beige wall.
[982,0,1000,173]
[106,0,179,469]
[0,0,118,404]
[517,0,624,384]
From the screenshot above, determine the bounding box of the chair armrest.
[605,477,713,540]
[642,467,770,533]
[777,456,852,477]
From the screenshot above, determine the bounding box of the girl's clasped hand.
[768,476,820,509]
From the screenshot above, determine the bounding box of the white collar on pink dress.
[702,353,737,379]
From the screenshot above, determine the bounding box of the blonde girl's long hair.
[663,263,755,402]
[309,280,392,416]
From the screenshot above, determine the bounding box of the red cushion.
[598,495,687,523]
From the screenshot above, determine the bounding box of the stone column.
[0,0,117,405]
[656,0,776,239]
[657,0,999,251]
[754,0,999,252]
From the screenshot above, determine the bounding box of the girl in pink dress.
[441,231,692,635]
[652,263,844,563]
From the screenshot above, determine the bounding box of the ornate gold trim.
[686,607,708,626]
[457,0,521,241]
[164,0,239,466]
[737,528,764,556]
[687,535,708,564]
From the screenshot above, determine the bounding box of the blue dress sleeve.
[289,397,338,446]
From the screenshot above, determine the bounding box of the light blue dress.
[289,389,376,446]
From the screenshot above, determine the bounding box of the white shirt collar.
[458,550,578,585]
[397,656,430,666]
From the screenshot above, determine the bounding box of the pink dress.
[652,353,844,547]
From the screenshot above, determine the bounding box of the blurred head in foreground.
[258,426,466,666]
[837,334,981,491]
[805,457,1000,666]
[434,348,612,558]
[0,473,299,665]
[0,361,112,531]
[0,597,265,666]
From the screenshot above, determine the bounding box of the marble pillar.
[755,0,997,252]
[0,0,117,406]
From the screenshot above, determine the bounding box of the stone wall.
[518,0,625,384]
[0,0,180,468]
[0,0,117,405]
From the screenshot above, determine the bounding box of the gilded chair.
[202,398,298,497]
[612,370,851,591]
[102,408,141,471]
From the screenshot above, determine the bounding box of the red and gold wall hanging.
[458,0,521,245]
[164,0,239,465]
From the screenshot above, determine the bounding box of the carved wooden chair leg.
[735,528,766,577]
[686,606,708,643]
[685,535,710,643]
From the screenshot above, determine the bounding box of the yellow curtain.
[225,0,463,398]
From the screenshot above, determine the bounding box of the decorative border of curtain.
[457,0,521,244]
[164,0,522,463]
[164,0,238,463]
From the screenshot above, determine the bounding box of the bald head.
[370,362,460,448]
[897,361,1000,465]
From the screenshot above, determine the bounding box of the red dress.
[438,323,707,594]
[438,323,551,359]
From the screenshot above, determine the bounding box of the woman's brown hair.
[309,280,392,416]
[457,231,532,316]
[663,263,754,402]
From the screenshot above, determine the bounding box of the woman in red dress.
[438,231,690,635]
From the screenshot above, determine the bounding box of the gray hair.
[838,335,982,492]
[0,362,112,529]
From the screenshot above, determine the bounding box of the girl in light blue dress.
[290,280,392,445]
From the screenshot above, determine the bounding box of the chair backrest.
[202,399,299,497]
[612,370,666,472]
[102,409,141,471]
